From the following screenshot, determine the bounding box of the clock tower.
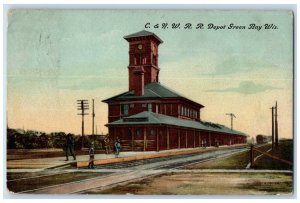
[124,30,163,92]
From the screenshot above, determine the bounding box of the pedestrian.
[88,142,95,169]
[65,134,76,161]
[114,138,121,158]
[201,140,204,148]
[104,136,111,154]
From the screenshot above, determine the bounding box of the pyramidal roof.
[124,30,163,43]
[107,111,246,136]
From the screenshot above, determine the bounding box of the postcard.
[6,9,294,196]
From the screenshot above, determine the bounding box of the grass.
[7,172,112,193]
[184,144,273,170]
[184,150,250,169]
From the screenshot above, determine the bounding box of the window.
[136,129,141,136]
[121,104,129,116]
[142,103,147,108]
[150,129,155,136]
[136,128,143,139]
[156,104,159,113]
[148,103,152,112]
[181,106,184,115]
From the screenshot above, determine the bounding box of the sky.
[7,10,293,139]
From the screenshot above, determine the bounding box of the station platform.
[6,144,248,171]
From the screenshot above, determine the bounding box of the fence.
[249,144,292,168]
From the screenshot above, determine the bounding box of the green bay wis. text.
[144,23,278,31]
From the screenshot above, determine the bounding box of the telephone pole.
[275,101,279,148]
[270,106,275,150]
[92,99,95,136]
[226,113,236,130]
[77,100,89,149]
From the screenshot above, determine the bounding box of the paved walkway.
[7,144,248,172]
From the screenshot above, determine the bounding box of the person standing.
[88,142,95,169]
[104,136,111,154]
[114,139,121,158]
[65,134,76,161]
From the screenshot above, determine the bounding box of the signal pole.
[226,113,236,130]
[77,100,89,149]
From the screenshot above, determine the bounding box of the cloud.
[206,57,279,76]
[206,81,282,95]
[58,77,126,90]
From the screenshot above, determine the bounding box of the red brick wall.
[128,38,160,91]
[108,125,246,151]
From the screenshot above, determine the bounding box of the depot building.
[102,30,247,151]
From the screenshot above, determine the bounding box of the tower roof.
[124,30,163,44]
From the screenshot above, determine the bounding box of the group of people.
[64,134,122,169]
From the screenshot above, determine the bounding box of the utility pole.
[77,100,89,149]
[92,99,95,136]
[226,113,236,130]
[270,106,275,150]
[275,101,279,148]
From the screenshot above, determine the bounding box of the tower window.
[153,55,157,66]
[121,104,129,116]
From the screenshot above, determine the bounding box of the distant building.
[102,30,247,151]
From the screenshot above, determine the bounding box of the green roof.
[124,30,163,43]
[102,82,204,107]
[107,111,246,137]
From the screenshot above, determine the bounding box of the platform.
[6,144,248,171]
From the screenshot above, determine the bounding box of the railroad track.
[7,146,250,194]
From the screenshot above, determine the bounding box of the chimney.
[133,66,145,96]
